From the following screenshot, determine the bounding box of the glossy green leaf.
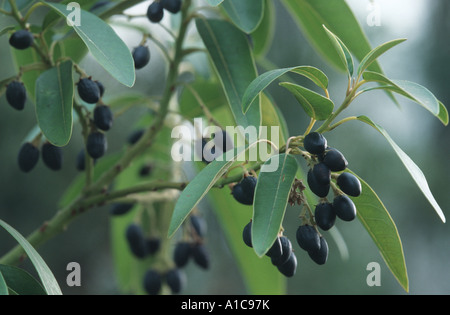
[280,82,334,121]
[357,39,407,77]
[0,220,62,295]
[357,116,446,223]
[323,25,354,77]
[221,0,264,34]
[251,0,275,58]
[242,66,329,113]
[348,170,408,292]
[252,154,298,257]
[42,2,135,87]
[437,101,449,126]
[260,93,289,147]
[35,60,74,146]
[42,0,99,30]
[195,18,261,131]
[0,271,7,295]
[0,265,46,295]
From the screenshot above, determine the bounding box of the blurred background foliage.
[0,0,448,294]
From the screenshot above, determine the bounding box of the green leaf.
[357,116,446,223]
[206,0,224,6]
[0,220,62,295]
[323,25,354,77]
[195,18,261,131]
[251,0,275,58]
[11,41,42,100]
[252,154,298,257]
[279,82,334,121]
[42,2,135,87]
[35,60,74,146]
[357,39,407,77]
[220,0,265,34]
[242,66,329,113]
[260,93,289,147]
[0,25,15,37]
[348,170,409,292]
[437,101,449,126]
[0,271,7,295]
[0,265,47,295]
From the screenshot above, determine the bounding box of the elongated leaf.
[0,271,7,295]
[323,25,354,77]
[280,82,334,121]
[0,220,62,295]
[0,265,46,295]
[348,170,408,292]
[357,39,407,77]
[438,101,449,126]
[252,154,298,257]
[260,93,289,147]
[357,116,446,223]
[221,0,264,33]
[242,66,329,113]
[35,60,74,146]
[251,0,275,58]
[42,2,135,87]
[195,18,261,131]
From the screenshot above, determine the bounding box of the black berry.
[162,0,182,13]
[296,225,321,253]
[173,242,192,268]
[125,224,147,259]
[308,236,328,265]
[271,236,292,267]
[9,30,34,50]
[232,183,253,205]
[147,1,164,23]
[41,142,63,171]
[333,195,357,222]
[303,132,327,155]
[198,138,218,164]
[17,142,39,173]
[307,169,330,198]
[277,252,297,278]
[337,172,362,197]
[95,80,105,97]
[192,243,210,270]
[139,163,153,177]
[314,202,336,231]
[242,221,253,248]
[127,129,144,145]
[6,81,27,111]
[86,131,107,159]
[165,268,186,294]
[93,105,113,131]
[110,203,134,216]
[77,78,100,104]
[312,162,331,186]
[132,45,151,69]
[323,147,348,172]
[213,129,234,153]
[146,237,161,255]
[266,237,283,259]
[190,215,207,238]
[143,269,162,295]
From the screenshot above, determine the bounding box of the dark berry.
[266,237,283,259]
[173,242,192,268]
[271,236,292,267]
[125,224,147,259]
[308,236,328,265]
[198,138,218,164]
[296,225,321,253]
[77,78,100,104]
[93,105,113,131]
[9,30,34,50]
[277,252,297,278]
[314,202,336,231]
[162,0,182,13]
[132,45,151,69]
[190,215,207,238]
[333,195,357,221]
[143,269,162,295]
[17,142,39,173]
[303,132,327,155]
[165,268,186,294]
[241,176,257,197]
[232,183,253,205]
[192,243,210,270]
[110,203,134,216]
[312,162,331,186]
[323,147,348,172]
[41,142,63,171]
[127,129,144,145]
[6,81,27,111]
[95,80,105,97]
[146,237,161,255]
[139,163,153,177]
[337,172,362,197]
[242,221,253,248]
[86,131,107,159]
[147,1,164,23]
[213,129,234,153]
[307,169,330,198]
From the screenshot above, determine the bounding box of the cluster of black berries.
[17,141,63,173]
[147,0,182,23]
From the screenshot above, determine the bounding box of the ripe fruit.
[139,163,153,177]
[86,131,107,159]
[296,224,321,253]
[162,0,182,13]
[308,236,328,265]
[277,252,297,278]
[9,30,34,50]
[95,80,105,97]
[146,237,161,255]
[333,195,357,222]
[132,45,151,69]
[125,224,147,259]
[192,243,210,270]
[17,142,39,173]
[323,147,348,172]
[271,236,292,267]
[6,81,27,111]
[93,105,113,131]
[312,162,331,186]
[314,202,336,231]
[307,169,330,198]
[337,172,362,197]
[41,142,63,171]
[143,269,162,295]
[165,268,186,294]
[110,203,134,216]
[232,183,253,205]
[242,221,253,248]
[173,242,192,268]
[147,1,164,23]
[127,129,144,145]
[303,132,327,155]
[213,129,234,153]
[199,138,217,164]
[190,215,207,238]
[77,78,100,104]
[265,237,283,259]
